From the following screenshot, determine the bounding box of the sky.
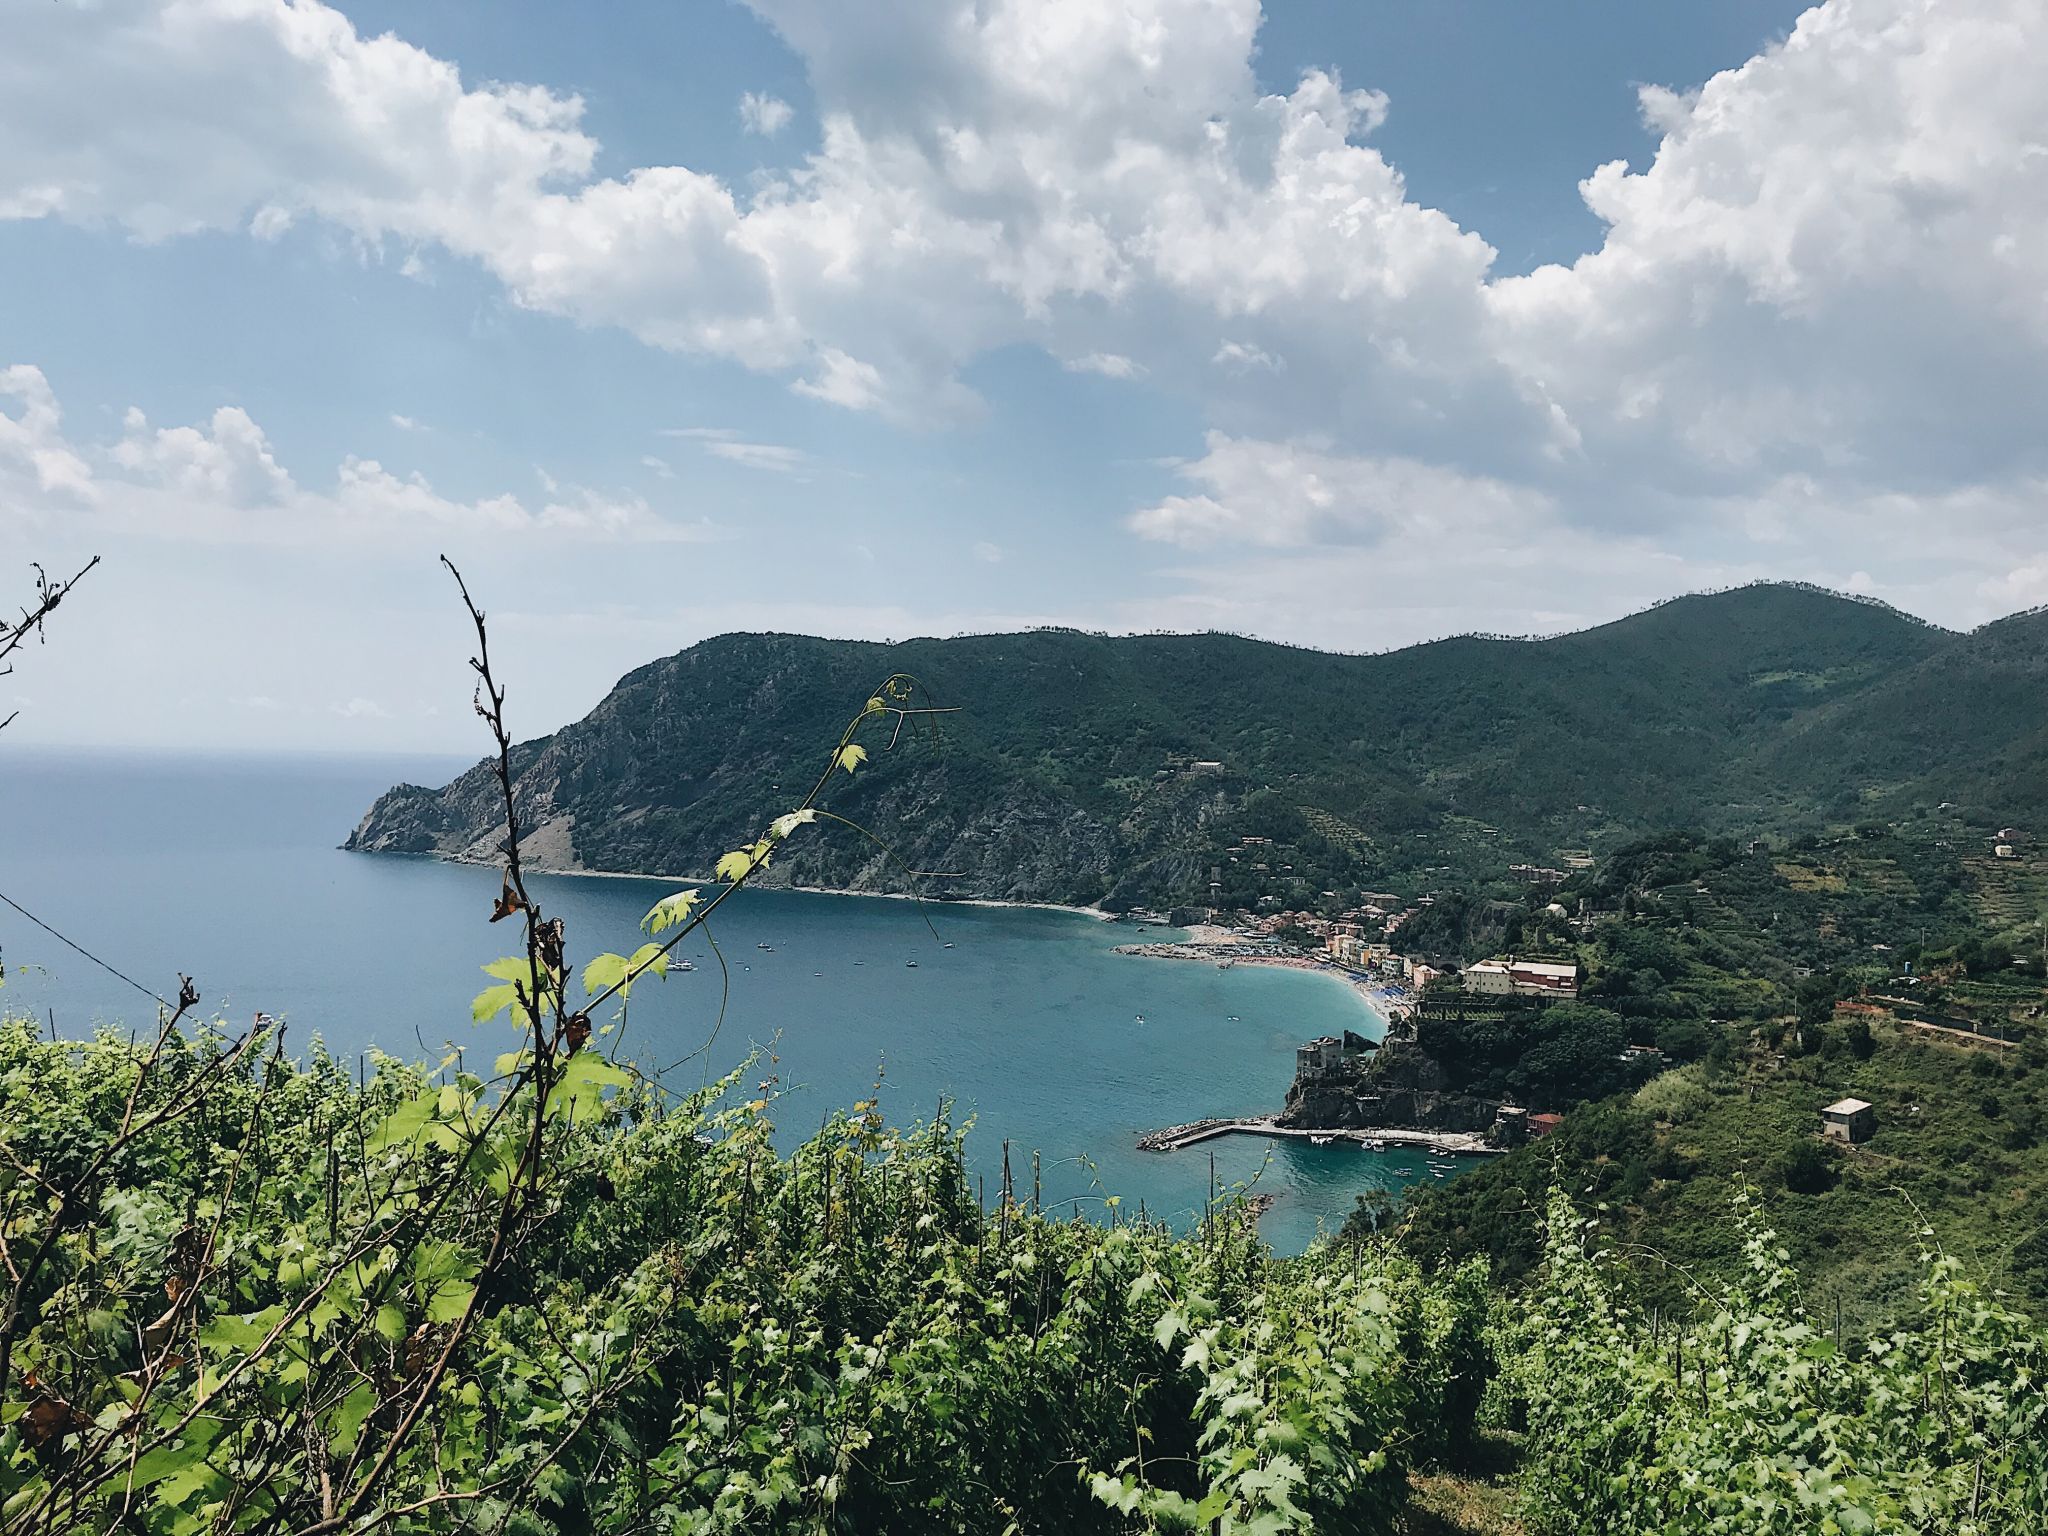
[3,0,2046,752]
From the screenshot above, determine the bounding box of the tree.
[1781,1138,1838,1194]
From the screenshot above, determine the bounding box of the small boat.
[1134,1013,1146,1024]
[942,942,954,949]
[1310,1134,1334,1146]
[1433,1172,1446,1179]
[756,942,772,950]
[814,971,824,977]
[905,959,918,968]
[1366,1137,1388,1152]
[676,960,696,972]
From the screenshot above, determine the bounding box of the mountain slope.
[348,584,2029,907]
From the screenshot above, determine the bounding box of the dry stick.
[0,555,100,732]
[299,562,606,1533]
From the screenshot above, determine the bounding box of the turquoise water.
[0,750,1441,1253]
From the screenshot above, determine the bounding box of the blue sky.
[3,0,2044,751]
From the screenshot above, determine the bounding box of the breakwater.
[1137,1117,1500,1157]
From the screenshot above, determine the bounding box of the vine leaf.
[642,888,702,935]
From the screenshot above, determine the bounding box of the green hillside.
[349,583,2040,909]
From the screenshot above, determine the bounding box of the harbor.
[1137,1116,1501,1157]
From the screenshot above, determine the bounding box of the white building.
[1463,957,1580,1000]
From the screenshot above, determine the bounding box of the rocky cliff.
[1278,1030,1501,1134]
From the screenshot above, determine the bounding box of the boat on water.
[1365,1137,1388,1152]
[676,959,696,972]
[756,942,772,950]
[1134,1013,1146,1024]
[1309,1134,1334,1146]
[942,942,954,949]
[906,959,918,968]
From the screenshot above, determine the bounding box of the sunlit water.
[0,750,1457,1253]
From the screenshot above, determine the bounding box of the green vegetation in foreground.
[0,1017,1493,1534]
[3,1019,2045,1534]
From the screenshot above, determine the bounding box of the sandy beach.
[1112,936,1400,1028]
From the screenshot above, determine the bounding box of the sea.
[0,749,1452,1254]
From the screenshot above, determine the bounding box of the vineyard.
[1,1012,2043,1533]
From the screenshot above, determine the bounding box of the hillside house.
[1463,957,1581,1000]
[1820,1097,1876,1145]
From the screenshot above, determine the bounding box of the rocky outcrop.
[1279,1033,1500,1134]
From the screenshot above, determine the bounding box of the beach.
[1111,935,1402,1029]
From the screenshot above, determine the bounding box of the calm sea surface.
[0,750,1451,1252]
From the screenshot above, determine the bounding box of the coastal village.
[1115,883,1594,1159]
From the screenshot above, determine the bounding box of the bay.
[0,749,1440,1253]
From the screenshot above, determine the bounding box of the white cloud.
[2,0,2046,626]
[390,413,425,431]
[1129,434,1555,550]
[973,540,1004,562]
[1211,340,1281,374]
[328,696,391,720]
[1,364,715,545]
[0,365,96,502]
[662,426,812,475]
[113,405,294,508]
[1063,352,1144,379]
[739,91,795,137]
[641,454,675,478]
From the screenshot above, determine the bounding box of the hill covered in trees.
[349,584,2048,908]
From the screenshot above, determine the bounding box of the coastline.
[1113,936,1397,1032]
[382,850,1112,922]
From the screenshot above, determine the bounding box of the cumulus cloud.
[738,91,795,136]
[1129,434,1555,549]
[0,365,713,545]
[3,0,2047,623]
[113,405,295,508]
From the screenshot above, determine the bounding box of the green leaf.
[200,1303,286,1356]
[837,744,867,775]
[471,982,520,1023]
[424,1279,476,1325]
[549,1050,635,1123]
[374,1304,407,1343]
[642,887,702,935]
[582,952,631,997]
[366,1092,436,1151]
[716,849,755,882]
[328,1381,378,1455]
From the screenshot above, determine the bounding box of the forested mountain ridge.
[347,584,2046,907]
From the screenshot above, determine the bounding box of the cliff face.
[1279,1036,1500,1134]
